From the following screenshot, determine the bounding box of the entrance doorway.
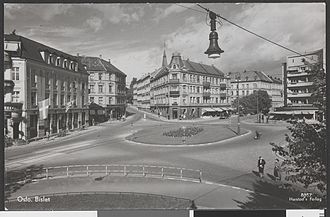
[173,108,178,119]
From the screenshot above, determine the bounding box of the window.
[61,95,64,106]
[12,91,20,102]
[196,97,200,104]
[99,73,103,80]
[109,97,112,105]
[31,92,37,107]
[99,97,103,104]
[53,94,57,106]
[90,84,95,93]
[11,67,19,80]
[90,97,94,103]
[98,85,103,93]
[56,57,61,66]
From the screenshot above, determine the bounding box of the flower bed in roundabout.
[126,124,247,146]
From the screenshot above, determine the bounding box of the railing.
[169,91,180,97]
[168,79,180,84]
[203,92,211,97]
[203,81,210,88]
[25,164,203,183]
[219,93,226,98]
[219,84,226,90]
[287,81,313,87]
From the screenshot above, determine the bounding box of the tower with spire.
[162,41,168,67]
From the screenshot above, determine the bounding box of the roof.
[4,34,87,74]
[287,49,323,58]
[150,66,169,81]
[183,60,225,77]
[228,70,275,83]
[78,56,126,77]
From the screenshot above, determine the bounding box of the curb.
[124,130,252,147]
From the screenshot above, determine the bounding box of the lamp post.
[254,75,259,123]
[236,73,241,135]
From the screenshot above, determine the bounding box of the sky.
[4,3,326,85]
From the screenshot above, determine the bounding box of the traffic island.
[126,124,248,146]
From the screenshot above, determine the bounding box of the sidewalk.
[5,176,302,209]
[133,106,223,123]
[5,118,129,151]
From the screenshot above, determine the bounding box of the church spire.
[162,41,168,67]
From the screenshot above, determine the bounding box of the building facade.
[229,70,283,109]
[4,34,89,140]
[78,56,127,120]
[274,49,324,119]
[149,52,231,119]
[135,74,151,110]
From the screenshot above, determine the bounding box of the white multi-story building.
[229,70,283,109]
[78,56,127,120]
[4,33,89,140]
[275,49,324,120]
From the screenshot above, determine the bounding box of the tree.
[232,90,272,114]
[126,77,137,104]
[271,65,326,193]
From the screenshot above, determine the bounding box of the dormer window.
[48,54,52,64]
[56,57,61,66]
[63,59,68,68]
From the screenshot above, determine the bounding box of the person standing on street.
[257,156,266,178]
[274,158,281,181]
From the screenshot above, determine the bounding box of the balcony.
[203,81,210,88]
[182,91,188,97]
[220,93,226,99]
[203,92,211,98]
[168,79,180,84]
[288,93,312,98]
[169,91,180,97]
[220,83,226,90]
[287,72,310,78]
[287,81,314,88]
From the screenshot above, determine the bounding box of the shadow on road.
[233,176,326,209]
[5,165,45,200]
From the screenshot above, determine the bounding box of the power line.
[195,3,325,67]
[174,3,207,15]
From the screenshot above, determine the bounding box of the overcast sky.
[4,3,325,84]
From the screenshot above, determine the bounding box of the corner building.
[4,34,89,140]
[78,56,127,120]
[150,52,230,119]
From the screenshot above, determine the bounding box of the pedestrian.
[274,159,281,181]
[262,114,265,123]
[257,156,266,178]
[46,128,50,140]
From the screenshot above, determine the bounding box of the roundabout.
[125,123,249,146]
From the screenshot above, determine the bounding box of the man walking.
[257,156,266,178]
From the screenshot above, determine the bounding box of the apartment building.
[78,56,127,120]
[229,70,283,109]
[275,49,324,119]
[149,52,230,119]
[4,33,89,140]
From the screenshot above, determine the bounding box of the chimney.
[77,53,79,57]
[99,54,102,59]
[108,59,111,64]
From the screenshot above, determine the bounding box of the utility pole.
[236,73,240,135]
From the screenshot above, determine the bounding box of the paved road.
[5,107,293,208]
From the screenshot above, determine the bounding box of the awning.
[212,108,224,112]
[201,108,216,113]
[270,110,316,115]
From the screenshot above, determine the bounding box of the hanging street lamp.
[204,11,224,59]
